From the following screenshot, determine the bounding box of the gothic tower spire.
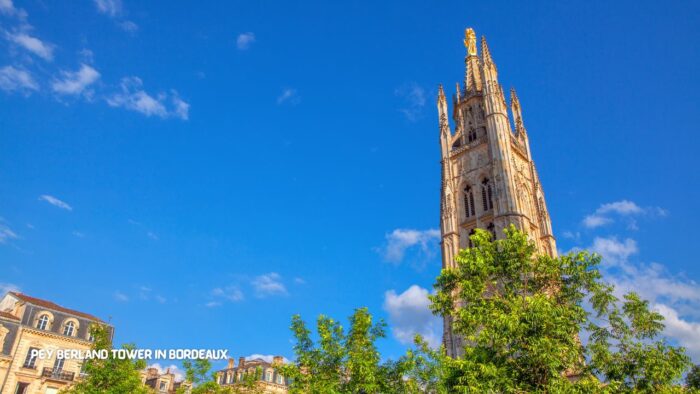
[438,28,558,357]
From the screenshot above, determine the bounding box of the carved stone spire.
[481,35,493,65]
[464,28,482,92]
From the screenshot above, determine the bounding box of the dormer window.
[63,321,76,336]
[37,314,50,330]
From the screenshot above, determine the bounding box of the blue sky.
[1,0,699,375]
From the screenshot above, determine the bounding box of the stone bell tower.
[439,28,558,357]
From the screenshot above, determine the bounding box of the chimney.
[227,358,235,369]
[238,357,246,369]
[272,356,283,366]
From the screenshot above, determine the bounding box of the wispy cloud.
[211,285,244,303]
[52,64,100,96]
[0,65,38,94]
[93,0,121,16]
[395,83,426,122]
[383,285,440,348]
[582,200,665,229]
[0,0,27,18]
[39,194,72,211]
[277,88,300,105]
[0,221,18,244]
[236,32,255,50]
[251,272,287,298]
[378,228,440,264]
[118,20,138,34]
[113,291,128,302]
[107,77,189,120]
[6,32,54,61]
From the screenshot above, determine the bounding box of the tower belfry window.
[468,128,477,142]
[463,186,475,218]
[481,178,493,211]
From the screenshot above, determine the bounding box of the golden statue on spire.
[464,28,477,56]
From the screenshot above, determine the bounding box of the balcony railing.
[42,367,75,381]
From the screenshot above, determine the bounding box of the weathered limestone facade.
[439,28,558,357]
[0,292,111,394]
[141,366,191,393]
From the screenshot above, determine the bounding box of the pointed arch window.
[487,222,496,240]
[463,186,475,218]
[468,128,477,143]
[481,178,494,211]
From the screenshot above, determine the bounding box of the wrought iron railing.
[42,367,75,381]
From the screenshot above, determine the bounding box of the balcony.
[42,367,75,382]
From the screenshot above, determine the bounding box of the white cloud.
[383,285,440,348]
[146,231,158,240]
[72,231,85,238]
[587,235,700,361]
[582,215,612,229]
[211,285,244,302]
[582,200,663,229]
[39,194,72,211]
[654,304,700,360]
[252,272,287,297]
[245,354,289,364]
[52,64,100,96]
[277,88,300,105]
[236,32,255,50]
[590,237,638,267]
[113,291,129,302]
[7,32,54,61]
[147,363,185,382]
[93,0,121,16]
[0,65,38,93]
[107,77,189,120]
[379,228,440,264]
[0,282,20,293]
[205,301,221,308]
[395,83,426,122]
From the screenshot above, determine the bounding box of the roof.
[9,292,104,322]
[0,310,19,321]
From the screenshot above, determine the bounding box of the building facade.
[0,292,112,394]
[438,28,558,357]
[141,366,191,393]
[216,356,289,393]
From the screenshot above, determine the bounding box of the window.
[80,361,88,377]
[23,347,39,368]
[487,222,496,239]
[481,178,493,211]
[266,370,273,382]
[14,383,30,394]
[468,128,477,142]
[37,314,50,330]
[463,186,475,218]
[277,374,284,384]
[468,229,476,248]
[159,381,167,391]
[53,357,65,372]
[63,321,76,336]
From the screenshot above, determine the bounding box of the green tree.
[178,358,263,394]
[687,365,700,390]
[279,307,432,394]
[62,324,152,394]
[430,226,691,393]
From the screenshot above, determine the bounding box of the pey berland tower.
[438,29,558,357]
